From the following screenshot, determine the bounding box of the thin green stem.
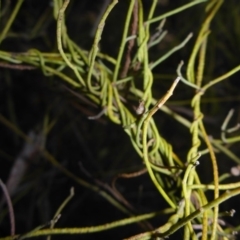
[113,0,135,82]
[145,0,207,25]
[0,0,25,44]
[142,77,180,208]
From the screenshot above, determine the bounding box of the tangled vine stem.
[141,77,180,208]
[0,0,240,239]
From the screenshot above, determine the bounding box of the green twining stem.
[57,0,85,86]
[142,77,180,208]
